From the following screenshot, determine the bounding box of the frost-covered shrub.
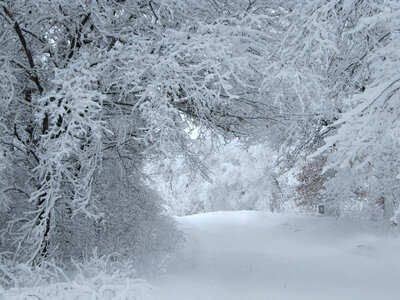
[295,155,336,211]
[0,252,152,300]
[49,157,182,274]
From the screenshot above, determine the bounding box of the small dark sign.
[318,205,325,214]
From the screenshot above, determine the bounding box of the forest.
[0,0,399,298]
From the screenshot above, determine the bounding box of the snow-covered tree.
[0,0,291,267]
[310,0,400,223]
[147,139,292,216]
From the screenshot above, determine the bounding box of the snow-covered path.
[149,211,400,300]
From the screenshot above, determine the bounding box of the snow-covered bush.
[294,155,336,212]
[0,252,152,300]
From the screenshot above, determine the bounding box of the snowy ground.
[3,211,399,300]
[149,211,400,300]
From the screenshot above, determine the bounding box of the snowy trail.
[149,211,400,300]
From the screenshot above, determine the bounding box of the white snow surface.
[149,211,400,300]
